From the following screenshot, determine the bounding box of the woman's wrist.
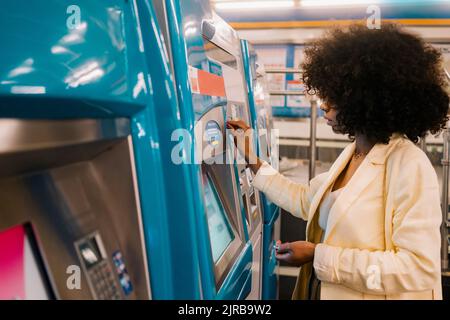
[248,157,263,174]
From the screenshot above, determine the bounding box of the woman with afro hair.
[227,23,449,300]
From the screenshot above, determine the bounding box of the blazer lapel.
[322,159,382,241]
[306,142,355,239]
[322,135,405,242]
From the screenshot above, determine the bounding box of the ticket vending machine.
[241,40,281,300]
[201,18,264,300]
[0,1,201,299]
[155,0,263,299]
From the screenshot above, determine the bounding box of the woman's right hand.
[226,119,262,173]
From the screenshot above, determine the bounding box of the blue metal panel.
[262,220,279,300]
[240,40,259,137]
[240,40,280,224]
[164,0,217,299]
[0,0,148,118]
[164,0,253,299]
[262,199,280,300]
[216,244,253,300]
[241,40,280,300]
[133,0,202,299]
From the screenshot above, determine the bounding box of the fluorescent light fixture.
[51,45,69,54]
[301,0,380,7]
[7,58,34,78]
[65,61,105,88]
[184,27,198,37]
[215,1,295,10]
[11,86,46,94]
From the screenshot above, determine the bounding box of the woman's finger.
[226,120,250,131]
[226,120,241,128]
[226,121,241,128]
[274,240,281,251]
[277,242,291,253]
[275,252,292,262]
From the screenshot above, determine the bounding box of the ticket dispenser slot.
[0,119,150,300]
[196,107,246,288]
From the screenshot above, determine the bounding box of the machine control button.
[112,251,133,296]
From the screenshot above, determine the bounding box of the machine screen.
[202,168,235,263]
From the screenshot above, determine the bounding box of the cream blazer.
[253,135,443,300]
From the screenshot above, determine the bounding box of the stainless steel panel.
[0,118,129,155]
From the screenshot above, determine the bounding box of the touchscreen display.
[202,171,235,263]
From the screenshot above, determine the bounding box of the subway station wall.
[215,0,450,118]
[251,42,450,118]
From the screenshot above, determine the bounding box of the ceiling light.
[215,1,295,11]
[301,0,380,7]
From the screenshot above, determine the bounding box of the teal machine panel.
[241,40,281,300]
[0,0,201,299]
[155,0,259,299]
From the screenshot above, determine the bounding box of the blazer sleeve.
[252,160,327,221]
[313,151,442,295]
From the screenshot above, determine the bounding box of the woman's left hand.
[275,240,316,266]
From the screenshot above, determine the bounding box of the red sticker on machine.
[188,65,226,97]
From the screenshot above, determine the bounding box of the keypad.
[88,261,121,300]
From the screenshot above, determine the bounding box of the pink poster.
[0,225,25,300]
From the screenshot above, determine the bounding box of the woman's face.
[320,103,340,133]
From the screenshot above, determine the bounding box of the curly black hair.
[302,23,449,144]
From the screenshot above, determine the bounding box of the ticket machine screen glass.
[202,171,235,262]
